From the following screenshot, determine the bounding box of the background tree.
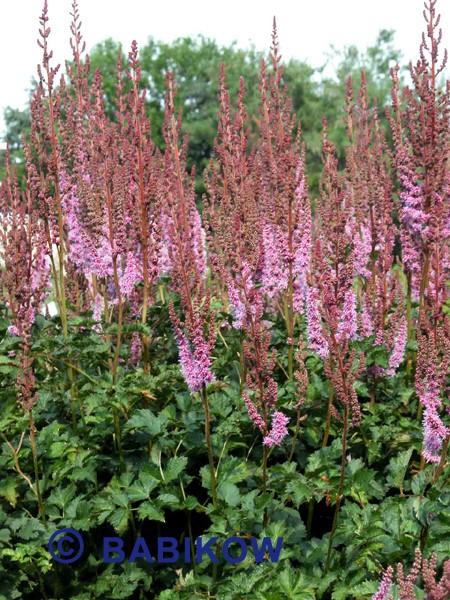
[1,30,402,193]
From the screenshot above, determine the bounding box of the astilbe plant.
[207,23,311,420]
[0,155,50,349]
[205,41,304,460]
[51,5,164,455]
[372,550,450,600]
[252,27,313,445]
[204,46,309,503]
[28,0,69,334]
[388,0,449,466]
[204,65,260,325]
[415,316,449,466]
[388,0,449,312]
[1,0,450,592]
[241,27,311,450]
[161,74,218,505]
[0,151,50,519]
[162,73,213,393]
[60,14,162,371]
[308,123,365,433]
[122,41,163,369]
[254,21,311,365]
[20,0,165,452]
[305,122,368,569]
[344,73,407,384]
[61,46,160,373]
[27,0,103,433]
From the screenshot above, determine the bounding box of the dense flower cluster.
[0,0,448,477]
[0,1,449,595]
[372,550,450,600]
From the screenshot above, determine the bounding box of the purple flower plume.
[386,316,407,377]
[353,224,372,278]
[243,392,265,432]
[305,286,329,358]
[174,322,214,393]
[336,288,357,343]
[421,392,449,464]
[372,566,393,600]
[359,300,374,338]
[119,251,141,298]
[263,411,290,447]
[292,168,312,311]
[261,221,288,299]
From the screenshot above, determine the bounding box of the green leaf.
[0,478,18,507]
[411,471,428,496]
[386,448,413,493]
[157,493,180,508]
[369,345,390,368]
[0,528,11,544]
[285,476,313,505]
[164,456,188,482]
[217,481,240,507]
[0,356,16,375]
[109,507,129,534]
[137,503,165,523]
[125,409,167,436]
[278,568,316,599]
[183,495,200,510]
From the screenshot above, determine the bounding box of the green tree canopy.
[1,31,402,193]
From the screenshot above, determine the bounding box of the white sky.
[1,0,449,137]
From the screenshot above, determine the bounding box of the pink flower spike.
[359,301,373,338]
[372,566,393,600]
[263,411,290,447]
[305,286,329,359]
[261,221,288,299]
[336,289,357,343]
[386,316,407,377]
[353,225,372,278]
[174,323,214,393]
[119,251,141,298]
[191,207,208,279]
[422,404,449,464]
[243,392,265,432]
[228,279,246,330]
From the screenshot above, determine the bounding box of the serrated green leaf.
[217,481,240,507]
[164,456,187,482]
[386,448,413,493]
[138,503,165,523]
[0,478,18,507]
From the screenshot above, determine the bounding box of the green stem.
[112,302,124,381]
[111,250,125,384]
[322,388,334,448]
[29,412,45,522]
[238,334,246,397]
[262,444,269,527]
[287,344,294,381]
[186,511,197,577]
[306,498,314,537]
[113,409,125,471]
[405,275,414,385]
[70,390,78,434]
[432,436,449,485]
[201,385,218,508]
[325,404,349,572]
[283,282,295,380]
[288,408,302,462]
[309,388,335,539]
